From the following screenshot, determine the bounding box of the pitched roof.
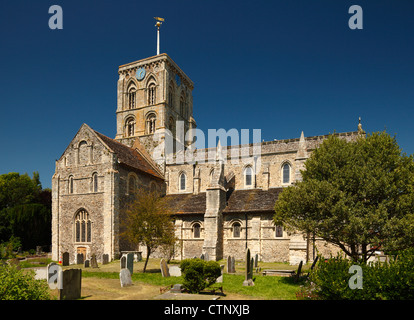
[164,192,207,215]
[165,188,282,215]
[224,188,282,213]
[93,130,164,180]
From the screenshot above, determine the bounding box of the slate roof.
[165,188,283,215]
[94,130,164,180]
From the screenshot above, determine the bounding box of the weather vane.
[154,17,164,55]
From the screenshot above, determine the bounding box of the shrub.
[179,258,221,293]
[302,248,414,300]
[0,263,51,300]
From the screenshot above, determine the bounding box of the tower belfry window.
[125,118,135,137]
[146,113,156,134]
[148,83,156,105]
[128,88,136,109]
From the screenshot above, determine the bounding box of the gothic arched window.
[128,87,136,109]
[75,209,91,243]
[148,83,156,105]
[168,85,174,107]
[282,163,290,184]
[125,117,135,137]
[69,176,74,194]
[233,222,241,238]
[128,174,137,195]
[146,113,156,134]
[179,172,186,191]
[92,173,98,193]
[244,166,253,187]
[193,223,201,239]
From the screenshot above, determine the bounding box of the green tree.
[121,188,177,272]
[274,132,414,262]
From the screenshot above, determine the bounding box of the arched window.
[78,140,88,165]
[244,166,253,187]
[92,173,98,193]
[128,174,137,194]
[275,225,283,238]
[282,163,290,184]
[128,87,136,109]
[125,117,135,137]
[168,85,174,107]
[179,172,186,191]
[75,209,91,243]
[233,222,241,238]
[148,83,156,105]
[146,113,156,134]
[69,176,74,194]
[193,223,201,239]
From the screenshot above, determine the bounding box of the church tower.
[115,53,197,166]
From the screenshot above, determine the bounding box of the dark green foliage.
[0,263,51,300]
[275,132,414,262]
[301,248,414,300]
[0,172,51,250]
[179,258,221,293]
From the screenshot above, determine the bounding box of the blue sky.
[1,0,413,189]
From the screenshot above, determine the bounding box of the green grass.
[19,257,53,268]
[82,269,303,300]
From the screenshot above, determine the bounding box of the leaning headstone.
[76,253,84,265]
[90,254,98,268]
[58,269,82,300]
[102,254,109,265]
[84,260,90,268]
[216,265,224,283]
[160,258,170,277]
[119,268,132,287]
[62,252,69,266]
[243,248,254,286]
[126,253,134,275]
[169,265,181,277]
[120,255,126,269]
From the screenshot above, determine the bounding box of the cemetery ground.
[43,258,309,300]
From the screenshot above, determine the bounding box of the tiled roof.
[224,188,282,213]
[164,192,207,215]
[94,131,164,180]
[165,188,283,215]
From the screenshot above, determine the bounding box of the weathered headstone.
[160,258,170,277]
[126,253,134,275]
[62,252,69,266]
[84,260,90,268]
[243,248,254,286]
[254,254,258,268]
[76,253,84,265]
[120,255,126,269]
[90,254,98,268]
[227,256,235,273]
[216,265,224,283]
[58,269,82,300]
[119,268,132,287]
[204,252,209,261]
[231,256,235,273]
[250,258,254,277]
[169,265,181,277]
[102,254,109,265]
[200,253,204,260]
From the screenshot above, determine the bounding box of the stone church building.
[52,53,362,265]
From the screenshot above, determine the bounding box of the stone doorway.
[77,246,87,261]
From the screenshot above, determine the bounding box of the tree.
[274,132,414,262]
[121,188,177,272]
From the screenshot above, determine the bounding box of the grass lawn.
[78,258,307,300]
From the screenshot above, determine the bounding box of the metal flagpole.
[154,17,164,55]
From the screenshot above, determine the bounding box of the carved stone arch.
[190,220,203,239]
[229,219,243,238]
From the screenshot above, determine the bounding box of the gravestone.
[227,256,235,273]
[243,248,254,286]
[102,254,109,265]
[250,258,254,277]
[169,265,181,277]
[84,260,90,268]
[90,254,98,268]
[120,255,126,269]
[62,252,69,266]
[254,254,258,268]
[200,253,204,260]
[126,253,134,275]
[204,252,209,261]
[231,256,235,273]
[216,265,224,283]
[119,268,132,287]
[58,269,82,300]
[160,258,170,277]
[76,253,84,265]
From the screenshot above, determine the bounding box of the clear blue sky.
[1,0,413,189]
